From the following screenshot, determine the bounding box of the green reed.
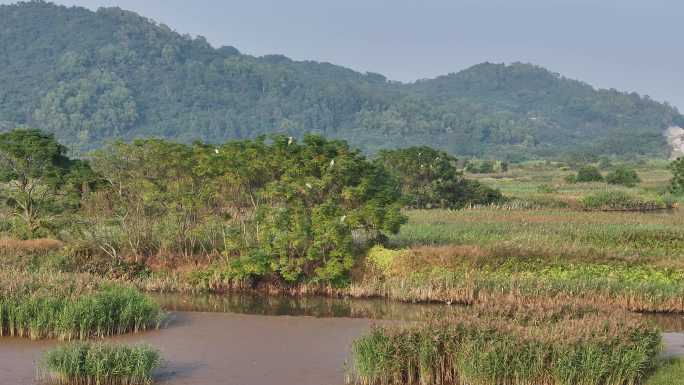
[349,303,662,385]
[40,342,161,385]
[0,271,165,340]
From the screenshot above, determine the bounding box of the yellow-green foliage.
[366,246,407,274]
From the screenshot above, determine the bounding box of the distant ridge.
[0,1,681,159]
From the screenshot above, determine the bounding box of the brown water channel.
[1,293,684,385]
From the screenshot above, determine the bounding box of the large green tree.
[87,134,405,283]
[0,129,91,236]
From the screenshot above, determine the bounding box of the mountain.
[1,1,681,159]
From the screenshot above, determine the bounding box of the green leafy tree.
[575,165,604,183]
[88,134,405,283]
[376,147,502,209]
[0,129,82,236]
[236,135,406,284]
[670,157,684,195]
[605,166,641,187]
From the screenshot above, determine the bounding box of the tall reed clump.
[0,270,165,340]
[349,302,662,385]
[39,342,161,385]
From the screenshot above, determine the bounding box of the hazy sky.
[3,0,682,109]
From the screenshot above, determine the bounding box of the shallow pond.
[2,292,684,385]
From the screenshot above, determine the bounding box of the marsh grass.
[351,245,684,313]
[390,210,684,264]
[361,208,684,312]
[349,303,662,385]
[580,191,671,211]
[645,359,684,385]
[39,342,161,385]
[0,270,165,340]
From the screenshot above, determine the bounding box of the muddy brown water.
[0,311,376,385]
[2,293,684,385]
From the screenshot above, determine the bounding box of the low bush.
[605,166,641,187]
[40,342,161,385]
[575,165,604,183]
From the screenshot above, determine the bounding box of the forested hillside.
[1,1,681,158]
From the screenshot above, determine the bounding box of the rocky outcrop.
[667,126,684,159]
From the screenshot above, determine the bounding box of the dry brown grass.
[0,238,63,255]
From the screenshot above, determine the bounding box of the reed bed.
[351,247,684,313]
[348,302,662,385]
[391,210,684,264]
[39,342,161,385]
[0,270,165,340]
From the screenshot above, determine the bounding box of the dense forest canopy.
[0,1,681,159]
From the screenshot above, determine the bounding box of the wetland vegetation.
[0,269,165,340]
[39,342,161,385]
[1,128,684,384]
[349,302,661,385]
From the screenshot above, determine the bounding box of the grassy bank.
[40,342,161,385]
[0,270,165,340]
[348,244,684,313]
[349,302,661,385]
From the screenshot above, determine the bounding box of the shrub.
[465,160,496,174]
[605,166,641,187]
[366,245,406,274]
[536,184,559,194]
[575,165,604,182]
[563,174,577,183]
[670,157,684,195]
[376,147,502,209]
[40,342,161,385]
[580,191,668,211]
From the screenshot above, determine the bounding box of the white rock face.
[666,126,684,159]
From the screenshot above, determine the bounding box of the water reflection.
[151,292,684,332]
